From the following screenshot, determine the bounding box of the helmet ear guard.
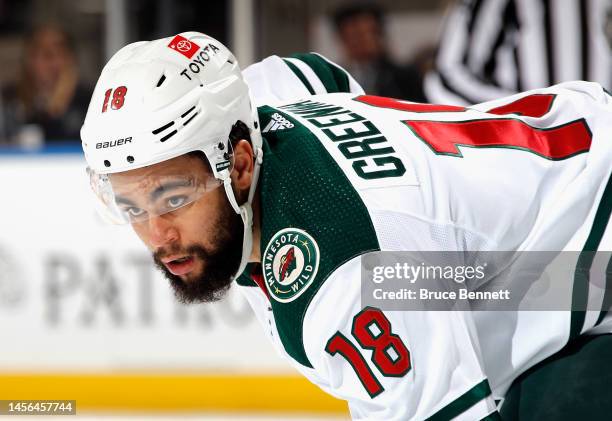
[81,31,263,280]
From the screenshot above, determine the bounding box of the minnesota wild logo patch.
[262,228,320,303]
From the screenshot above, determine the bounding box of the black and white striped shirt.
[425,0,612,105]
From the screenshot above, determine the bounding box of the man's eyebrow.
[115,196,136,207]
[149,179,193,202]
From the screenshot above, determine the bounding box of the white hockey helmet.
[81,31,263,278]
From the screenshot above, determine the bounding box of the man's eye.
[167,195,187,209]
[125,207,146,217]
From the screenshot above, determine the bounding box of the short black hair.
[228,119,252,147]
[332,2,384,32]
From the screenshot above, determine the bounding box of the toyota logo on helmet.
[176,39,192,52]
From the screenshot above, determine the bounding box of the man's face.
[28,28,72,90]
[109,154,243,303]
[338,13,384,63]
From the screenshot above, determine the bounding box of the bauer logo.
[96,137,132,149]
[215,161,231,172]
[262,228,320,303]
[167,35,200,59]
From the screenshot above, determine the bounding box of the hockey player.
[81,32,611,420]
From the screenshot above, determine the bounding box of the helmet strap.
[223,145,263,280]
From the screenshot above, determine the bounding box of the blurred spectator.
[0,25,90,146]
[425,0,612,105]
[332,3,427,102]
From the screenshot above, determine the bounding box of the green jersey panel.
[238,105,380,368]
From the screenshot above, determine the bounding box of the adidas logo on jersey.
[263,113,294,133]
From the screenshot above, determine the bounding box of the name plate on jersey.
[276,98,420,191]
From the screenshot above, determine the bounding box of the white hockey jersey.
[236,80,612,420]
[244,52,364,105]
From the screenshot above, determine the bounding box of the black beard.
[153,200,244,304]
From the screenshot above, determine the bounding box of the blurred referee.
[425,0,612,105]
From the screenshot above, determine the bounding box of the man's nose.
[147,214,179,248]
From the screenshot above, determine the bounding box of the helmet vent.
[156,74,166,87]
[151,104,198,143]
[183,111,198,126]
[152,120,177,143]
[160,130,178,143]
[152,121,174,135]
[181,105,198,127]
[181,106,196,118]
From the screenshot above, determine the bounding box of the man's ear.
[230,139,255,197]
